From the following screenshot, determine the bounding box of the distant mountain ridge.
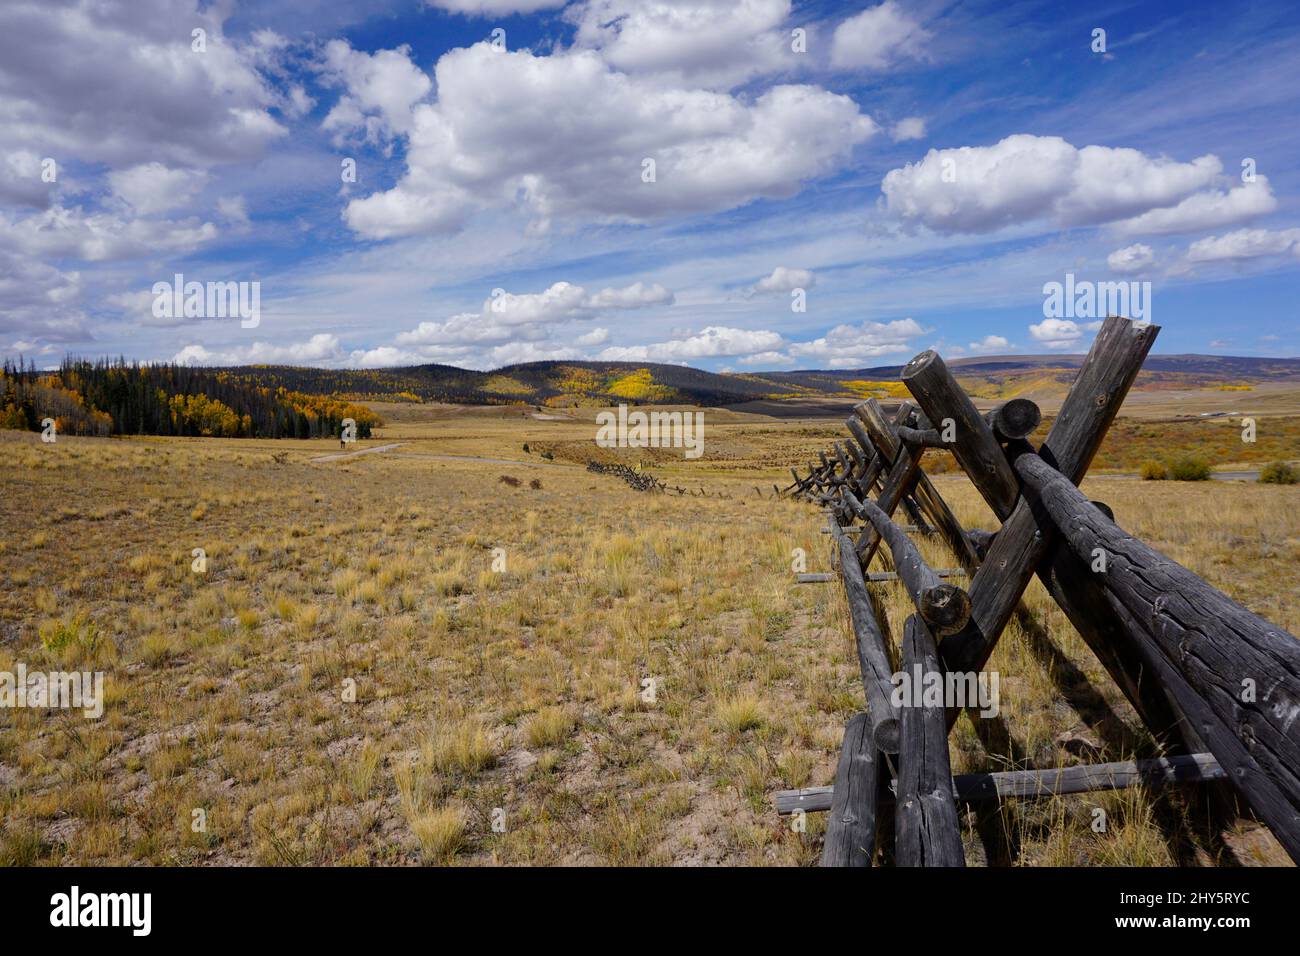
[796,354,1300,379]
[206,353,1300,408]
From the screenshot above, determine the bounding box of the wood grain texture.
[831,523,902,753]
[1015,449,1300,859]
[774,753,1226,814]
[938,316,1159,693]
[895,614,966,867]
[820,713,881,867]
[844,489,971,636]
[902,350,1020,517]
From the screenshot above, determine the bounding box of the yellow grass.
[0,405,1296,867]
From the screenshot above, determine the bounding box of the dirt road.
[310,442,407,462]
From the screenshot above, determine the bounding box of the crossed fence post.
[780,315,1300,866]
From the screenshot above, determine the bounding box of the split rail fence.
[772,314,1300,867]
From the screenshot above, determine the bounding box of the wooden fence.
[585,460,738,497]
[772,314,1300,866]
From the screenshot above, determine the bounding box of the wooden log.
[987,398,1042,441]
[805,462,822,489]
[976,430,1197,755]
[849,399,925,566]
[845,417,876,461]
[800,568,971,583]
[950,433,1197,752]
[899,492,931,534]
[1037,494,1194,749]
[773,753,1226,814]
[831,525,902,753]
[966,528,996,559]
[853,440,924,566]
[822,524,923,534]
[844,420,885,494]
[857,456,886,498]
[869,569,966,582]
[1041,535,1193,752]
[1014,450,1300,854]
[820,713,881,867]
[844,489,971,636]
[843,434,865,468]
[1100,590,1300,862]
[833,442,853,484]
[844,403,934,544]
[895,615,966,867]
[845,421,888,496]
[854,398,902,460]
[937,316,1159,695]
[902,350,1021,518]
[912,478,981,573]
[960,752,1223,800]
[895,425,946,447]
[853,398,980,572]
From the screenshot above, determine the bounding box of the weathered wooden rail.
[777,315,1300,866]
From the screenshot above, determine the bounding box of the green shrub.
[1168,456,1211,481]
[1139,459,1167,480]
[1259,461,1298,485]
[38,613,107,664]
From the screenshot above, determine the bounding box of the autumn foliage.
[1,358,380,439]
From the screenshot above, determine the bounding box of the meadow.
[1,405,1297,866]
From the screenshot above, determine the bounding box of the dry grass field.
[1,405,1297,866]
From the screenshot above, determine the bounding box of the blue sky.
[1,0,1297,371]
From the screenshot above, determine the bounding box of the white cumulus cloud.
[831,2,930,71]
[0,0,287,169]
[968,334,1010,354]
[1186,227,1300,262]
[786,318,922,367]
[172,334,345,367]
[1114,177,1276,236]
[342,44,877,238]
[392,280,673,353]
[599,325,783,361]
[319,41,433,146]
[891,116,927,142]
[585,282,674,309]
[567,0,793,90]
[425,0,568,15]
[0,206,217,262]
[881,134,1223,234]
[1107,243,1155,273]
[754,266,814,293]
[1027,318,1102,350]
[108,163,208,216]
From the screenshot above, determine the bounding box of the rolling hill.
[210,354,1300,410]
[213,360,781,407]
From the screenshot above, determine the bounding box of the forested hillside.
[0,359,380,439]
[5,353,1296,441]
[214,360,781,406]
